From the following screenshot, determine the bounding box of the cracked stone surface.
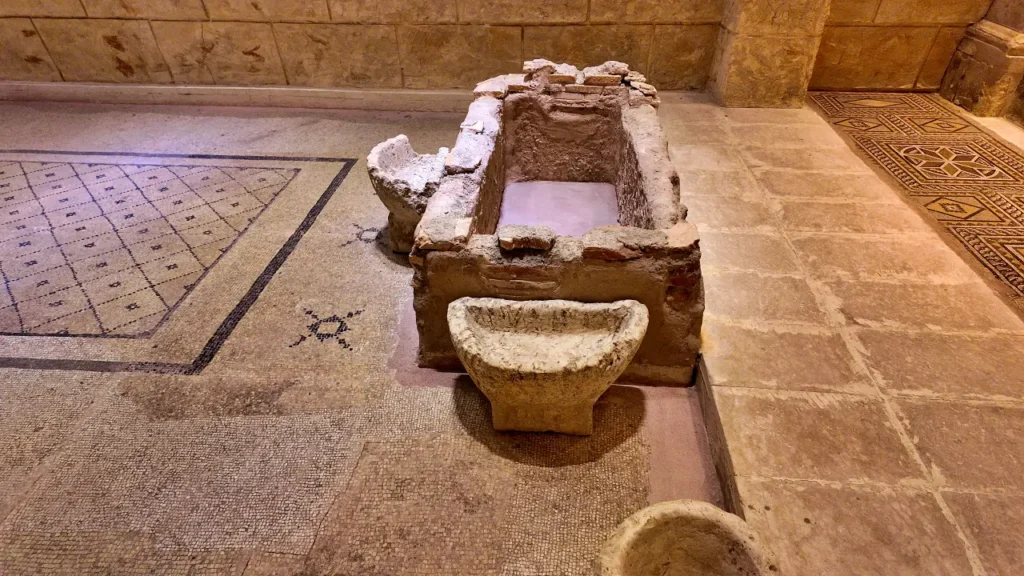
[367,134,448,251]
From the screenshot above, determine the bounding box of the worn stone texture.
[448,298,648,434]
[874,0,991,25]
[988,0,1024,32]
[826,0,881,24]
[0,18,61,82]
[857,330,1024,399]
[917,26,968,89]
[458,0,588,24]
[589,0,724,23]
[598,500,776,576]
[646,25,718,90]
[941,22,1024,116]
[187,22,287,85]
[945,492,1024,576]
[524,26,654,75]
[738,479,977,576]
[714,387,921,483]
[156,20,292,85]
[0,0,85,16]
[711,31,821,108]
[80,0,207,19]
[275,24,401,88]
[811,26,938,89]
[497,224,556,251]
[897,399,1024,491]
[203,0,331,21]
[34,18,172,83]
[398,25,522,89]
[329,0,457,23]
[368,135,448,251]
[702,323,870,394]
[723,0,831,36]
[150,21,215,84]
[409,76,702,384]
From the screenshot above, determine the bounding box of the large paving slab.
[662,91,1024,575]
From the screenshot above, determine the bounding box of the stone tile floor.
[662,91,1024,576]
[0,93,1020,575]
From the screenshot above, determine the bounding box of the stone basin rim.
[447,297,650,374]
[599,500,778,576]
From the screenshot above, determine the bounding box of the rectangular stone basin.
[409,62,703,385]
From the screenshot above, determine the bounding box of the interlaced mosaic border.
[813,92,1024,307]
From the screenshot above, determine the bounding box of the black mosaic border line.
[0,151,357,374]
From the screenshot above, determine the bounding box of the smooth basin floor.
[498,181,619,237]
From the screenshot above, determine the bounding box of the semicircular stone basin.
[599,500,777,576]
[447,297,649,435]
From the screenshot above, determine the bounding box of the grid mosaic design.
[0,160,298,337]
[813,92,1024,307]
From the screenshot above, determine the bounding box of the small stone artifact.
[366,135,448,252]
[447,297,648,435]
[598,500,778,576]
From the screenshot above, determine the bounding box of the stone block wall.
[0,0,999,96]
[812,0,992,90]
[0,0,722,90]
[987,0,1024,126]
[987,0,1024,32]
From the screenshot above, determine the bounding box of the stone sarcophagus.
[374,60,704,385]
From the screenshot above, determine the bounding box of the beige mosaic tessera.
[448,298,649,435]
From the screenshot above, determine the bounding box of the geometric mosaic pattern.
[0,160,297,337]
[813,92,1024,306]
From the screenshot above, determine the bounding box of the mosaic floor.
[812,92,1024,309]
[0,141,719,575]
[0,159,298,337]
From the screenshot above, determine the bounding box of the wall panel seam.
[30,17,64,82]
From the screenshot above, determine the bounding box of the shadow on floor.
[453,378,645,467]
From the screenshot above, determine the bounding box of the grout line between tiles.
[729,114,991,576]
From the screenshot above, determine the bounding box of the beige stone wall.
[0,0,721,90]
[987,0,1024,32]
[811,0,991,90]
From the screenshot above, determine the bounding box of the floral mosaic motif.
[897,145,1008,180]
[834,118,891,132]
[912,118,975,134]
[289,308,364,349]
[813,91,1024,306]
[339,224,380,248]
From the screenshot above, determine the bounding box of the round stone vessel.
[599,500,777,576]
[447,297,648,435]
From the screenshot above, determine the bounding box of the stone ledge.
[0,81,476,112]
